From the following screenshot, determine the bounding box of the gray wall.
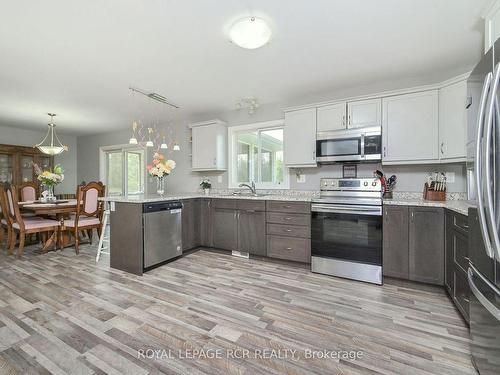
[0,124,78,194]
[77,75,469,194]
[77,113,467,194]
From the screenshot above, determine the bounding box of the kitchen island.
[100,193,314,275]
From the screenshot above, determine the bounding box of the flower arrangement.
[147,153,176,178]
[33,163,64,187]
[199,179,211,189]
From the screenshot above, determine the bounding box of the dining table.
[18,199,82,251]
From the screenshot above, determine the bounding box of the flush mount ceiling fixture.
[229,16,271,49]
[35,113,68,155]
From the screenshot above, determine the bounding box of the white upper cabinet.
[382,90,439,164]
[190,119,227,171]
[438,80,467,161]
[347,98,382,129]
[317,102,346,132]
[284,108,317,167]
[317,98,382,132]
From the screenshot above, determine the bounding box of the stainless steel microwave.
[315,126,382,163]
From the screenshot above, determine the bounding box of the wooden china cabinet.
[0,144,53,187]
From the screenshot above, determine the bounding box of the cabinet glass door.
[20,155,34,182]
[0,153,13,183]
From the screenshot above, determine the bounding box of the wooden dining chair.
[64,181,105,254]
[19,181,39,202]
[0,184,10,251]
[4,185,61,258]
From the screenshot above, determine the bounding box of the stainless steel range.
[311,178,383,284]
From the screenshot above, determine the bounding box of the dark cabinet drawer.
[266,212,310,226]
[452,230,469,273]
[267,235,310,263]
[454,268,470,323]
[447,210,469,235]
[266,223,310,238]
[266,201,310,214]
[237,200,265,211]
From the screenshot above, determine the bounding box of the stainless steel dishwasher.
[143,201,182,268]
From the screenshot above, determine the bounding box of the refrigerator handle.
[484,62,500,259]
[476,71,495,259]
[468,266,500,322]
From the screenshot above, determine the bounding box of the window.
[101,146,145,196]
[229,120,288,189]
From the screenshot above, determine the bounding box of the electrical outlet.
[445,172,455,183]
[296,174,306,183]
[217,175,222,183]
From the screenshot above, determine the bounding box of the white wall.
[0,124,78,194]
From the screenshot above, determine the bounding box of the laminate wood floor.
[0,244,476,375]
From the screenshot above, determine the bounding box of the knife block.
[423,183,446,201]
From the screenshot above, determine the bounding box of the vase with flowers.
[200,178,212,195]
[33,163,64,202]
[147,153,176,195]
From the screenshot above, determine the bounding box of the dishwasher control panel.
[143,201,183,213]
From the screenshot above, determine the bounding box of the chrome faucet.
[239,181,257,195]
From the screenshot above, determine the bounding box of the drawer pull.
[283,205,292,208]
[285,247,293,250]
[284,217,292,221]
[284,229,292,232]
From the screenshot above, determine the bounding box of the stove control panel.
[320,178,382,192]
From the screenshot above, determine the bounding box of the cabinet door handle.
[348,115,351,126]
[411,211,414,222]
[285,247,293,251]
[383,146,387,158]
[213,158,217,165]
[342,115,345,127]
[440,142,444,155]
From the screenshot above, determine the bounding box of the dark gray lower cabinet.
[445,210,470,323]
[200,198,212,247]
[409,207,445,285]
[212,208,238,251]
[181,199,197,250]
[383,205,409,279]
[238,210,266,255]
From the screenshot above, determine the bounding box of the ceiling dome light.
[229,17,271,49]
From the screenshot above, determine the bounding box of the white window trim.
[228,119,289,190]
[99,144,147,196]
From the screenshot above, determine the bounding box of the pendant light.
[35,113,68,155]
[146,128,154,147]
[129,121,138,144]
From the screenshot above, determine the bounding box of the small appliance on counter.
[311,177,383,284]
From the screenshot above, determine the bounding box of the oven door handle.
[311,204,382,216]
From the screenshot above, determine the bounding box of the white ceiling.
[0,0,489,135]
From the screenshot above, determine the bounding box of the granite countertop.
[99,193,316,204]
[383,198,476,216]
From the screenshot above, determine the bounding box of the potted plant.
[34,163,64,202]
[200,179,212,195]
[147,153,176,195]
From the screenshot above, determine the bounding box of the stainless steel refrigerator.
[467,38,500,375]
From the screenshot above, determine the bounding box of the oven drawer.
[266,201,310,214]
[267,235,311,263]
[266,212,310,226]
[266,223,310,238]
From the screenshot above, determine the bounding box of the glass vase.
[156,176,165,196]
[45,185,56,202]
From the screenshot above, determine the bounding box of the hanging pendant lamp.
[35,113,68,155]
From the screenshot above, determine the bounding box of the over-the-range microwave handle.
[468,266,500,322]
[475,70,495,259]
[311,203,382,216]
[484,62,500,260]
